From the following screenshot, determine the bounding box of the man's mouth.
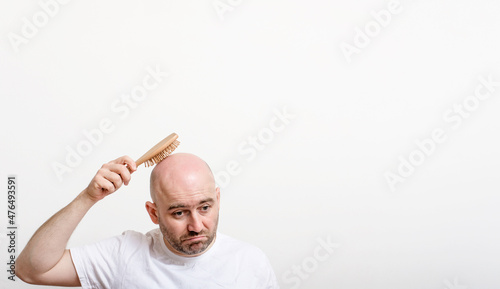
[183,236,206,243]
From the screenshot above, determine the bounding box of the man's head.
[145,153,220,257]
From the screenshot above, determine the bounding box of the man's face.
[154,185,220,256]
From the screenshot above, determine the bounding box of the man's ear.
[216,187,220,208]
[145,201,159,224]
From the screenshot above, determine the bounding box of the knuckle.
[96,169,107,177]
[104,183,114,191]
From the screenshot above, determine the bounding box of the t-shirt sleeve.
[223,234,281,289]
[260,253,280,289]
[70,231,138,289]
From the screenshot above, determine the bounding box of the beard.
[159,214,218,256]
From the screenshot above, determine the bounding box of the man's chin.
[164,232,216,256]
[183,240,209,255]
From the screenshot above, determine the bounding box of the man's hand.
[16,155,138,286]
[84,156,137,202]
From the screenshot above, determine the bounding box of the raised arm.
[16,156,137,286]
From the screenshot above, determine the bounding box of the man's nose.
[187,213,203,233]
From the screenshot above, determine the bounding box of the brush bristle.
[144,140,180,167]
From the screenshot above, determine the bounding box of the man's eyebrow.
[168,198,215,211]
[199,197,215,205]
[168,203,187,211]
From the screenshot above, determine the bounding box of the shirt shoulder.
[217,233,266,255]
[212,233,280,288]
[122,228,160,246]
[214,233,273,269]
[70,229,162,289]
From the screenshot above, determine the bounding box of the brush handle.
[135,133,178,166]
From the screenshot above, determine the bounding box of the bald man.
[16,153,279,288]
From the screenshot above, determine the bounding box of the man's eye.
[174,211,183,217]
[202,205,210,211]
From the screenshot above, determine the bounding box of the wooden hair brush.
[135,133,180,167]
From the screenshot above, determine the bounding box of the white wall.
[1,0,500,288]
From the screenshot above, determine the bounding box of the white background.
[1,0,500,288]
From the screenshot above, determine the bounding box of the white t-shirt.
[70,229,279,289]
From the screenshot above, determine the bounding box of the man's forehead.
[161,188,217,208]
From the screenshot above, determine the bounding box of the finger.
[101,169,124,190]
[106,163,132,186]
[93,174,117,194]
[112,155,137,172]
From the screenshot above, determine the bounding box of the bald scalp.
[149,153,215,203]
